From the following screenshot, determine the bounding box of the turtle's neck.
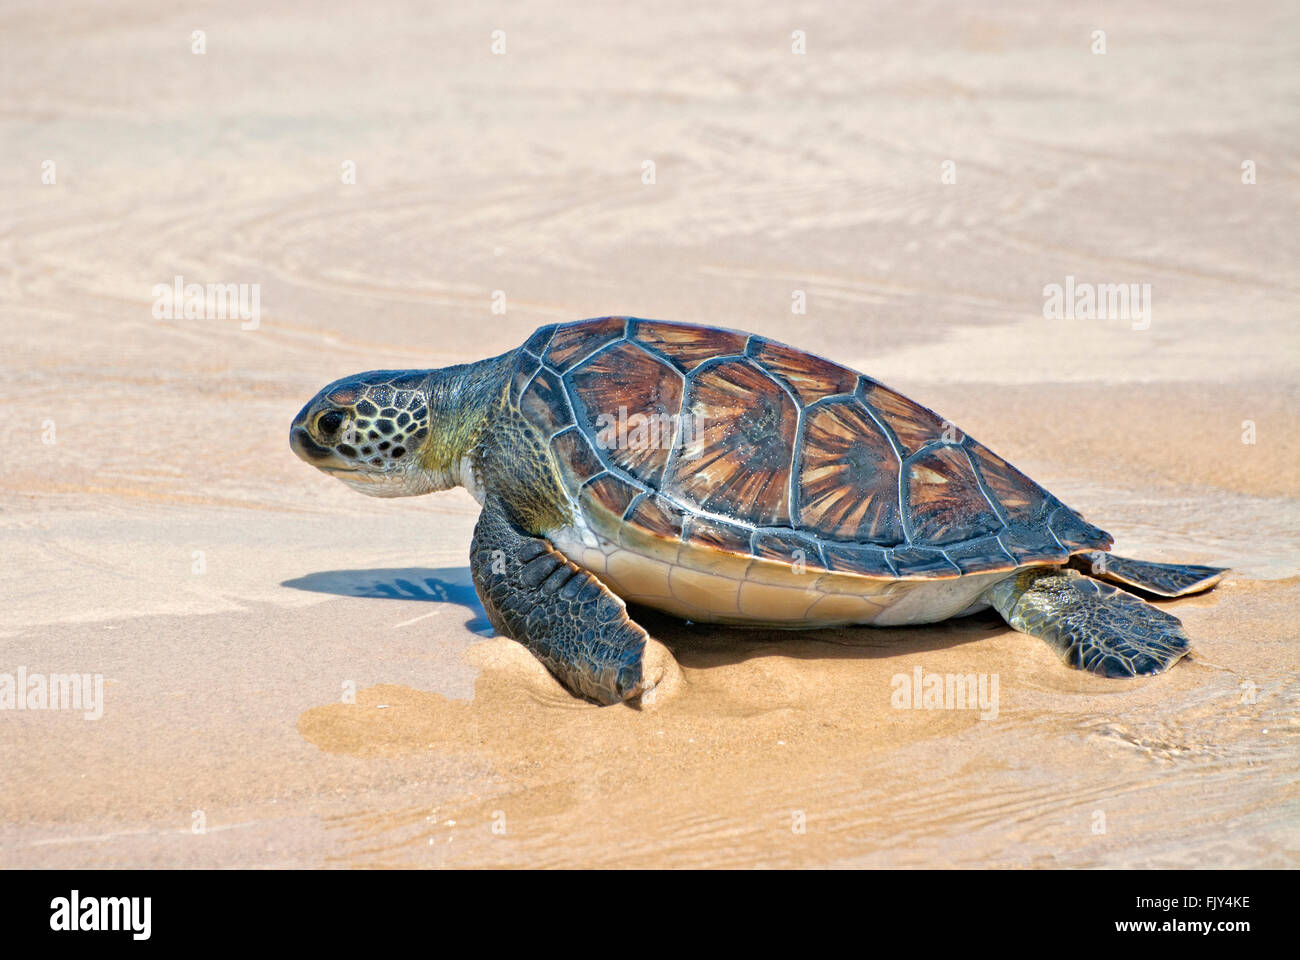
[418,350,514,491]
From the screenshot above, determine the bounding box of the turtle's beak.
[289,412,354,472]
[289,425,336,464]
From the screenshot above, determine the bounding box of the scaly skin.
[984,568,1191,677]
[470,494,649,704]
[461,356,573,535]
[1069,552,1228,598]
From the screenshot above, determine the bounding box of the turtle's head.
[290,369,447,498]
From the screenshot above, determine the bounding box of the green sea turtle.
[290,316,1226,704]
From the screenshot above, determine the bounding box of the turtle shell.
[513,317,1111,580]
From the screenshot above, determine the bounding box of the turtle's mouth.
[290,425,352,470]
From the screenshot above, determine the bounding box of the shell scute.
[859,379,950,456]
[511,352,541,404]
[797,400,902,544]
[631,319,747,371]
[751,338,857,403]
[626,494,687,541]
[1050,507,1113,552]
[683,515,753,555]
[967,440,1049,523]
[821,541,895,578]
[550,428,603,501]
[905,444,1001,545]
[522,324,557,357]
[580,473,639,521]
[665,359,796,527]
[545,316,626,372]
[752,529,826,570]
[998,526,1070,565]
[570,341,682,488]
[943,536,1017,574]
[520,367,572,436]
[889,545,961,577]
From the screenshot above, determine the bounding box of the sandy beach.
[1,0,1297,867]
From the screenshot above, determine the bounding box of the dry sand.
[1,0,1297,867]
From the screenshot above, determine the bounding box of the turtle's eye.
[317,410,345,436]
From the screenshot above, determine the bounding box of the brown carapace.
[515,316,1111,581]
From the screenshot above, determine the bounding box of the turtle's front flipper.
[984,568,1190,677]
[470,496,656,705]
[1070,552,1227,598]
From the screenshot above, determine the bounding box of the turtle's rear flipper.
[984,568,1190,677]
[1071,552,1228,597]
[471,495,658,705]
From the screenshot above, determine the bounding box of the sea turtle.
[290,316,1226,704]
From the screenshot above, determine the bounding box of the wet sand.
[1,0,1297,867]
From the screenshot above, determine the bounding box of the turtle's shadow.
[281,566,495,636]
[280,568,1007,665]
[630,605,1008,669]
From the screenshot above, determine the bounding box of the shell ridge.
[1043,505,1073,556]
[933,548,965,576]
[788,393,810,536]
[626,338,690,373]
[961,439,1015,529]
[676,352,756,378]
[521,323,559,357]
[622,489,650,521]
[741,356,805,524]
[992,535,1022,567]
[562,328,630,377]
[901,437,961,466]
[849,378,912,544]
